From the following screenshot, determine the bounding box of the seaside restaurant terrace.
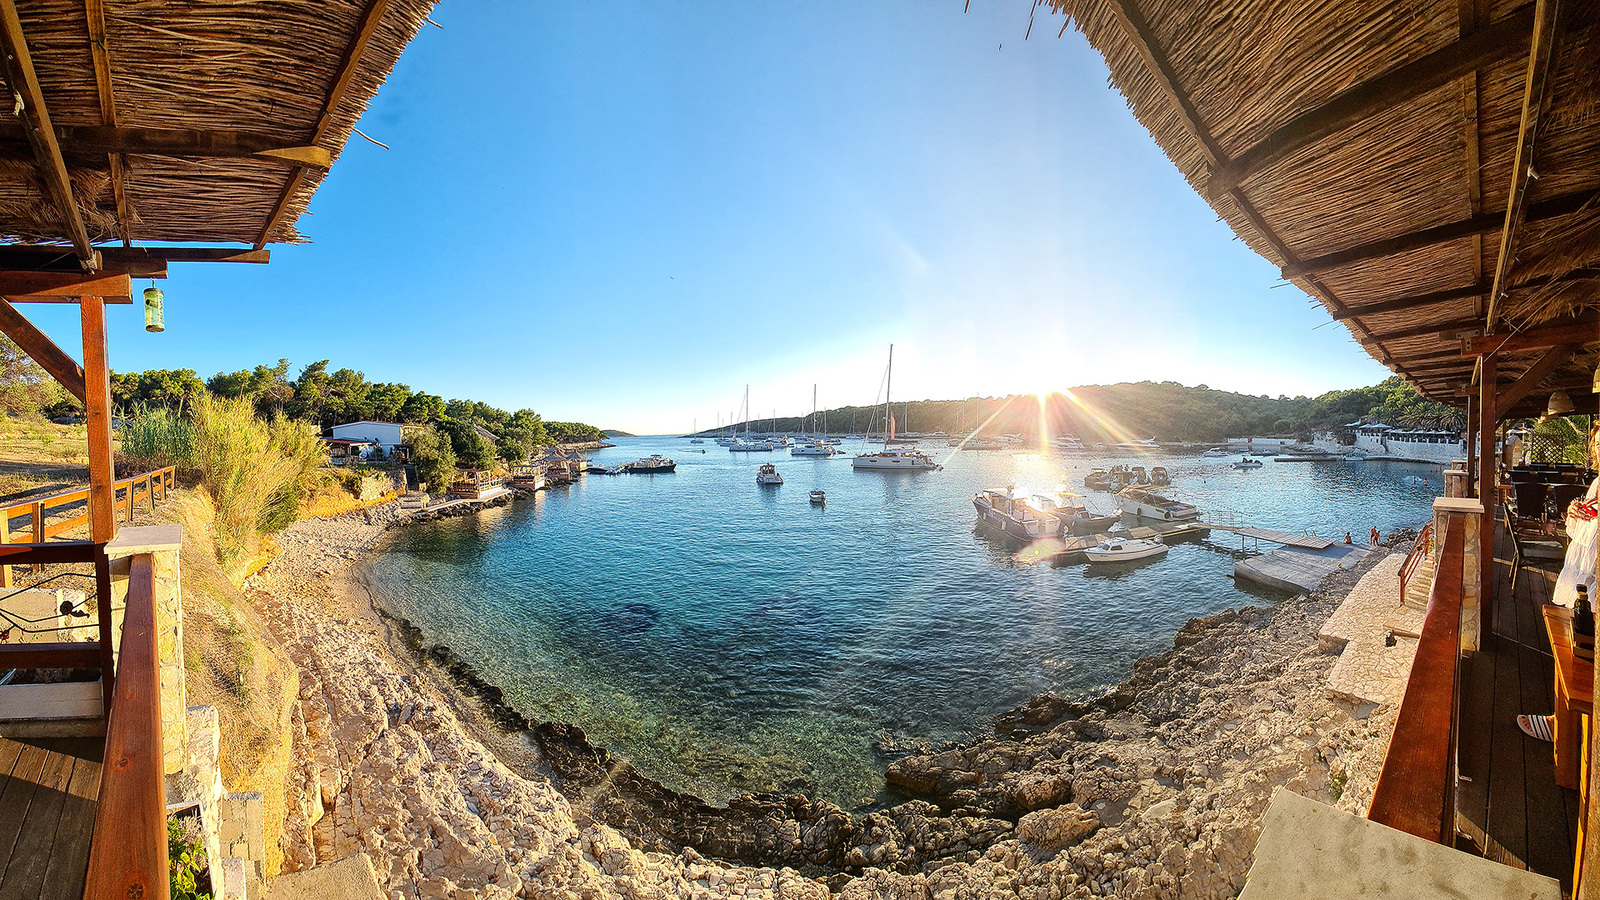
[0,1,435,899]
[1051,0,1600,894]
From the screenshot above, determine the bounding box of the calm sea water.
[363,436,1439,806]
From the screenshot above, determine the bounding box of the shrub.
[168,815,212,900]
[118,404,197,469]
[404,425,456,492]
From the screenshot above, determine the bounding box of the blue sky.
[32,1,1391,433]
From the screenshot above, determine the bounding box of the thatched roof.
[1051,0,1600,417]
[0,0,435,257]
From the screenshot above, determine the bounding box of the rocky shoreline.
[248,497,1403,899]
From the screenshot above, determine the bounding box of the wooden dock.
[0,736,100,900]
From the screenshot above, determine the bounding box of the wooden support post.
[29,500,42,572]
[81,298,117,709]
[0,507,9,588]
[1479,355,1498,636]
[1465,393,1478,496]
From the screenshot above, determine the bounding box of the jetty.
[1233,543,1369,594]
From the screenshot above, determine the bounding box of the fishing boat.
[1035,492,1120,535]
[809,490,826,504]
[1083,537,1168,564]
[627,455,676,473]
[756,463,784,485]
[1231,457,1264,469]
[853,345,941,472]
[1115,486,1202,521]
[972,489,1060,541]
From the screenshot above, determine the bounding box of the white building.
[328,421,405,456]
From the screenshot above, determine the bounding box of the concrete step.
[262,855,383,900]
[1318,554,1425,707]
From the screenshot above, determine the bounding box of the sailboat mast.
[813,385,818,438]
[884,344,894,440]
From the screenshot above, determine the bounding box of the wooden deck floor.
[0,735,100,900]
[1455,529,1579,891]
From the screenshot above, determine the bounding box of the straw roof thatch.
[1050,0,1600,417]
[0,0,435,251]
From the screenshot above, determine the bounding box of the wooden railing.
[1398,521,1436,603]
[1369,514,1465,842]
[82,552,168,900]
[0,466,175,585]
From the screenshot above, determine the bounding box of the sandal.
[1518,714,1555,742]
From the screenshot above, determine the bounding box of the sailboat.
[690,417,703,443]
[852,346,940,471]
[793,385,837,456]
[728,386,775,451]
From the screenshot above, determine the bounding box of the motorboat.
[1231,457,1264,469]
[1202,447,1229,458]
[1034,491,1120,535]
[586,465,625,475]
[1054,436,1087,451]
[1083,537,1169,564]
[1150,466,1171,486]
[1115,438,1161,451]
[756,463,784,485]
[962,439,1006,451]
[627,455,676,473]
[1084,464,1143,492]
[792,440,837,457]
[973,489,1060,541]
[690,439,705,444]
[1115,486,1202,521]
[1344,453,1367,462]
[728,439,776,452]
[809,490,826,504]
[853,448,940,471]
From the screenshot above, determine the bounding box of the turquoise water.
[364,437,1439,806]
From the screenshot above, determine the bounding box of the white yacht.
[792,441,837,457]
[1053,436,1087,451]
[1114,486,1202,521]
[1202,447,1229,458]
[1083,537,1168,564]
[756,463,784,485]
[729,439,776,452]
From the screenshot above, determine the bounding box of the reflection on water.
[365,438,1438,805]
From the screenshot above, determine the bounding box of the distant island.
[604,429,637,438]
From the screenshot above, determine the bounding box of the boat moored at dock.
[1083,537,1168,564]
[973,489,1060,541]
[1115,486,1202,521]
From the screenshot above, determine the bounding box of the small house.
[324,438,378,466]
[329,421,406,457]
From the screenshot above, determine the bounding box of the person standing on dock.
[1369,526,1380,547]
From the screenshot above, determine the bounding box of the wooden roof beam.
[0,124,331,167]
[255,0,391,249]
[1208,6,1536,197]
[0,245,265,272]
[0,269,130,302]
[1494,343,1577,410]
[1283,187,1596,278]
[1462,318,1598,357]
[84,0,127,246]
[1485,0,1562,331]
[1363,315,1484,343]
[0,297,84,401]
[0,0,95,269]
[1330,267,1600,321]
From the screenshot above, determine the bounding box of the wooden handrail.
[83,552,168,900]
[0,641,101,668]
[1398,522,1436,603]
[1369,514,1465,842]
[0,465,174,542]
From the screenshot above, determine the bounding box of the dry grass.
[0,416,88,466]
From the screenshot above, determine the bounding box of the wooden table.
[1542,605,1593,790]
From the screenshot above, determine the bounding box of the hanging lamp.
[143,285,164,333]
[1545,390,1575,418]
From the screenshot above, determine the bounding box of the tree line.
[715,377,1466,443]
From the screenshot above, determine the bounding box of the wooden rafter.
[0,245,264,274]
[83,0,128,246]
[1095,0,1415,378]
[0,298,86,401]
[1329,268,1600,321]
[0,123,332,167]
[1485,0,1562,331]
[0,0,95,267]
[1206,6,1536,196]
[254,0,392,248]
[1494,343,1576,410]
[1363,315,1484,343]
[1282,187,1596,278]
[1462,318,1598,357]
[0,269,130,302]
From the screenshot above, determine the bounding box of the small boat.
[1034,491,1120,536]
[627,455,677,473]
[961,439,1006,451]
[1344,453,1367,462]
[586,465,625,475]
[1149,466,1171,486]
[690,439,705,444]
[792,440,837,457]
[1053,436,1087,451]
[756,463,784,485]
[728,439,776,452]
[1083,537,1168,564]
[1115,438,1161,451]
[1202,447,1229,458]
[1115,486,1202,521]
[809,490,826,504]
[1231,457,1264,469]
[973,488,1060,541]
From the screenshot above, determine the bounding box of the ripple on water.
[364,437,1440,804]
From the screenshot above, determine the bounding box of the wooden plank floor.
[0,735,100,900]
[1455,527,1579,892]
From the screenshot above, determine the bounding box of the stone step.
[1317,553,1426,707]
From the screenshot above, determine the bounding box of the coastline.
[248,497,1406,899]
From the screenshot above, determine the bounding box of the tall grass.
[187,394,327,570]
[118,404,197,469]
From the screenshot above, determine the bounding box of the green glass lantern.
[143,286,164,333]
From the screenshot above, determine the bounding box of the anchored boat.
[852,344,941,472]
[809,490,826,504]
[1083,537,1168,564]
[1115,486,1202,521]
[756,463,784,485]
[627,455,677,473]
